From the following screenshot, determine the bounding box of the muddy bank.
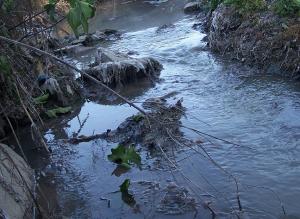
[194,2,300,78]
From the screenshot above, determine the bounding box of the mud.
[205,4,300,78]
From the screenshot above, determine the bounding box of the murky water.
[34,0,300,218]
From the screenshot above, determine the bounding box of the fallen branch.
[69,133,104,144]
[0,35,148,117]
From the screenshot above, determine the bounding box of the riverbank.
[187,0,300,79]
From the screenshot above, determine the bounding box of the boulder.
[69,29,122,47]
[0,144,34,219]
[156,23,176,33]
[85,47,163,87]
[184,2,201,14]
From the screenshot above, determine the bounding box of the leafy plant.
[208,0,266,11]
[33,93,49,105]
[210,0,223,11]
[45,0,96,36]
[132,114,144,123]
[1,0,14,12]
[108,144,141,169]
[44,0,57,21]
[0,56,11,76]
[119,179,136,206]
[46,106,72,118]
[223,0,266,12]
[273,0,300,17]
[120,179,130,193]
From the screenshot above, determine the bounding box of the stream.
[26,0,300,218]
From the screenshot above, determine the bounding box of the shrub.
[223,0,266,12]
[209,0,266,12]
[273,0,300,17]
[45,0,96,36]
[210,0,223,10]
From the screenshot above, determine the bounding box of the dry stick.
[14,83,50,153]
[172,124,243,214]
[243,184,286,216]
[132,100,211,127]
[181,125,255,151]
[16,76,45,126]
[195,139,243,214]
[166,129,239,217]
[154,141,218,217]
[19,17,66,42]
[8,9,47,31]
[0,103,28,163]
[74,113,89,138]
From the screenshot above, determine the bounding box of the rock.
[85,47,163,87]
[0,144,35,219]
[156,24,175,33]
[184,2,201,14]
[207,4,300,78]
[70,29,122,47]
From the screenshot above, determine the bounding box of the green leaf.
[2,0,14,12]
[81,16,89,33]
[67,0,77,7]
[132,114,144,123]
[120,179,130,193]
[46,106,72,118]
[33,93,50,105]
[44,4,56,21]
[67,6,82,37]
[108,144,141,167]
[79,1,95,19]
[0,55,11,75]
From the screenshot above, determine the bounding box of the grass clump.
[209,0,266,12]
[223,0,266,12]
[273,0,300,17]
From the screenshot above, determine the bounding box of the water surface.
[36,0,300,218]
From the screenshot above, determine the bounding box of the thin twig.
[19,17,66,42]
[8,9,47,31]
[0,103,28,162]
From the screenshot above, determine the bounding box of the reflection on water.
[35,0,300,218]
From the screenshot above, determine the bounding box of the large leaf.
[33,93,49,105]
[44,0,57,21]
[67,6,82,36]
[120,179,130,193]
[119,179,136,207]
[67,1,95,36]
[46,106,72,118]
[79,1,95,19]
[108,144,141,168]
[67,0,77,7]
[0,55,11,75]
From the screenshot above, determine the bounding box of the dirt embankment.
[206,4,300,78]
[185,0,300,79]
